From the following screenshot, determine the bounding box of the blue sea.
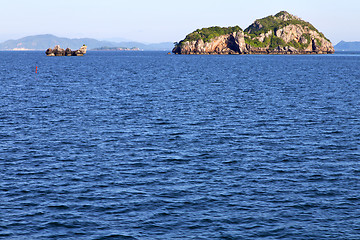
[1,51,360,239]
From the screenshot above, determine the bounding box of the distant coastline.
[91,46,141,51]
[7,48,36,51]
[334,41,360,51]
[0,34,359,52]
[0,34,173,51]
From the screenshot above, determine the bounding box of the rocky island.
[46,45,87,56]
[173,11,334,55]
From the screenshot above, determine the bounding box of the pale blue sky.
[1,0,359,44]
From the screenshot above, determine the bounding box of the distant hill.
[0,34,173,51]
[334,41,360,51]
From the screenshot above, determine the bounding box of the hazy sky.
[1,0,359,44]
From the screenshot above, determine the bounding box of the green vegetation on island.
[179,26,242,44]
[245,11,329,42]
[244,33,312,50]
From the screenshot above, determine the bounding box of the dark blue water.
[1,51,360,239]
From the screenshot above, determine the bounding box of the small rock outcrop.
[173,11,334,55]
[45,45,87,56]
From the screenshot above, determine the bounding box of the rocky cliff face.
[175,32,248,54]
[173,11,334,55]
[46,45,87,56]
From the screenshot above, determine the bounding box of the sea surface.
[1,51,360,239]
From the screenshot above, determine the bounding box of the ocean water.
[1,51,360,239]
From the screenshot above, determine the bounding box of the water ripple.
[1,52,360,239]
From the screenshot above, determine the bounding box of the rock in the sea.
[46,45,87,56]
[65,48,72,56]
[173,11,334,55]
[52,45,65,56]
[45,48,54,56]
[72,45,87,56]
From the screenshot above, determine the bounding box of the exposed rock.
[173,32,247,55]
[45,48,54,56]
[75,45,87,56]
[65,48,72,56]
[299,35,308,44]
[275,11,302,21]
[53,45,65,56]
[231,31,248,54]
[275,25,304,43]
[45,45,87,56]
[173,11,334,55]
